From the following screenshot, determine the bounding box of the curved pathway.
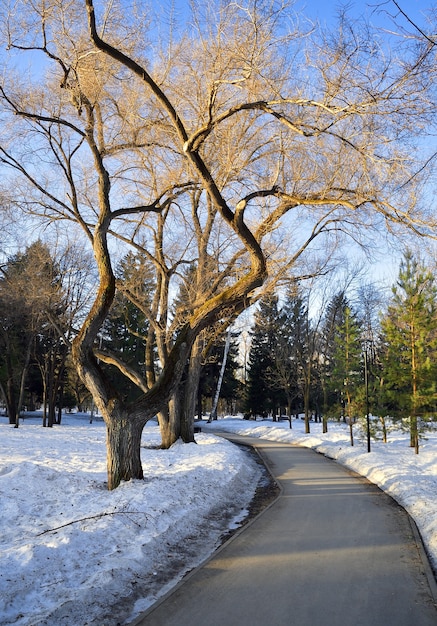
[131,435,437,626]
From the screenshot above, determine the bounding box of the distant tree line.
[0,241,93,426]
[0,242,242,426]
[244,250,437,453]
[2,241,435,455]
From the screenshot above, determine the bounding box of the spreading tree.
[1,0,436,487]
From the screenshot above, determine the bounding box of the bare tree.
[0,0,435,488]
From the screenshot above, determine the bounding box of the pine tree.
[319,292,348,421]
[101,253,153,401]
[380,251,437,452]
[268,287,310,428]
[245,295,284,418]
[331,303,362,445]
[320,292,362,444]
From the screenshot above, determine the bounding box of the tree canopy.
[0,0,436,487]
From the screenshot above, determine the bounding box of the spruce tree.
[380,251,437,452]
[330,303,362,445]
[245,295,284,418]
[270,287,310,428]
[320,292,362,444]
[319,292,348,421]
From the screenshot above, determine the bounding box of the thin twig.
[36,510,148,536]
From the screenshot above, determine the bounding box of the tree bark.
[159,394,182,448]
[15,340,33,428]
[322,413,328,434]
[181,339,204,441]
[349,420,354,447]
[0,379,16,426]
[106,411,144,490]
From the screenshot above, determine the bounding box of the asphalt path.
[131,434,437,626]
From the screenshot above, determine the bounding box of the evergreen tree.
[0,241,66,426]
[319,291,349,421]
[100,253,153,401]
[330,303,362,445]
[245,295,284,418]
[265,286,309,427]
[379,251,437,452]
[318,291,362,443]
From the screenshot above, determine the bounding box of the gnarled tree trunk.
[105,410,145,490]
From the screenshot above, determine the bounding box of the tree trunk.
[180,337,203,440]
[16,340,33,428]
[197,382,203,421]
[303,380,311,434]
[322,413,328,433]
[159,394,181,449]
[180,404,195,443]
[287,398,292,429]
[56,388,63,425]
[42,387,48,427]
[321,378,328,433]
[47,355,55,428]
[106,413,144,490]
[410,415,419,453]
[410,327,419,453]
[0,380,17,426]
[209,328,231,422]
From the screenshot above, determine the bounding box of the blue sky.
[293,0,430,26]
[157,1,434,43]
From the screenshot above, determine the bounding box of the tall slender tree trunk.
[346,392,354,446]
[410,414,419,453]
[411,329,419,453]
[47,354,55,428]
[42,386,48,427]
[209,328,231,422]
[378,415,388,443]
[302,358,312,433]
[15,340,33,428]
[304,386,311,433]
[287,397,292,429]
[322,413,328,433]
[304,411,310,434]
[321,377,329,433]
[181,339,203,442]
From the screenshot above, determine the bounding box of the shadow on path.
[131,435,437,626]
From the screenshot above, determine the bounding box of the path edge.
[127,432,282,625]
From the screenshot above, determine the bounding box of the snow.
[0,413,262,626]
[1,413,436,626]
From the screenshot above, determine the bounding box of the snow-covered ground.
[1,412,436,626]
[0,413,262,626]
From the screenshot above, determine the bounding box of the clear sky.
[292,0,431,28]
